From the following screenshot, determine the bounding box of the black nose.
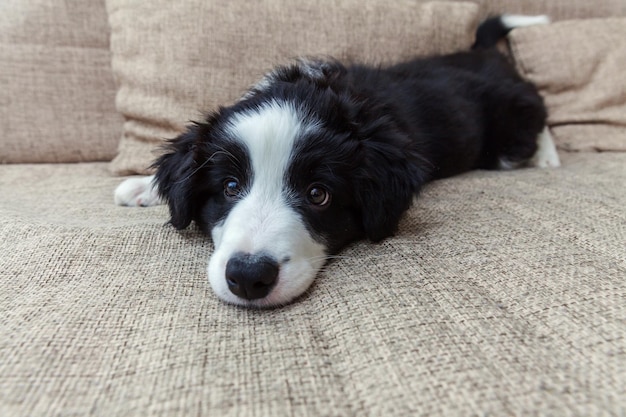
[225,253,279,300]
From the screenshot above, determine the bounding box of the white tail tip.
[501,15,551,30]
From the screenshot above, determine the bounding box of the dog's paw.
[530,127,561,168]
[114,175,163,207]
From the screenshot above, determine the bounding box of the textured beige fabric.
[509,18,626,152]
[106,0,481,175]
[482,0,626,20]
[0,0,122,163]
[1,154,625,416]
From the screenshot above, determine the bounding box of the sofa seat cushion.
[1,154,625,415]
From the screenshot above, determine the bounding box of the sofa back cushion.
[482,0,626,21]
[509,18,626,152]
[0,0,122,164]
[106,0,480,175]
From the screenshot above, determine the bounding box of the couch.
[1,1,625,416]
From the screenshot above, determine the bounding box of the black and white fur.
[115,15,560,308]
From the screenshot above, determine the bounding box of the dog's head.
[154,60,426,307]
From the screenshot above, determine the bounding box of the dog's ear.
[152,124,203,230]
[354,133,428,242]
[292,57,347,84]
[244,57,346,99]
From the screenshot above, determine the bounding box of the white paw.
[113,175,163,207]
[530,127,561,168]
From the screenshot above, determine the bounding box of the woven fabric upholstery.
[509,18,626,152]
[3,1,626,415]
[0,0,122,163]
[482,0,626,20]
[1,153,625,416]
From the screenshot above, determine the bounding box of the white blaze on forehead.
[226,100,317,190]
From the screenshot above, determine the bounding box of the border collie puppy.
[115,15,560,308]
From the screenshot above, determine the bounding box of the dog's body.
[115,15,560,307]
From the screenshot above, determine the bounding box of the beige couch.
[1,1,625,416]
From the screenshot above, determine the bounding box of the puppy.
[115,15,560,307]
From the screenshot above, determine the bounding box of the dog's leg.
[529,126,561,168]
[497,127,561,170]
[114,175,163,207]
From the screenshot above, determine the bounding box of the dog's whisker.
[173,149,238,185]
[213,145,241,166]
[172,158,211,185]
[302,253,391,263]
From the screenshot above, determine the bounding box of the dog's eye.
[223,178,242,199]
[306,184,331,207]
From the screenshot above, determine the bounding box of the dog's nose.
[225,253,279,300]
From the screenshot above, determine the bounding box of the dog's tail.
[472,14,550,50]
